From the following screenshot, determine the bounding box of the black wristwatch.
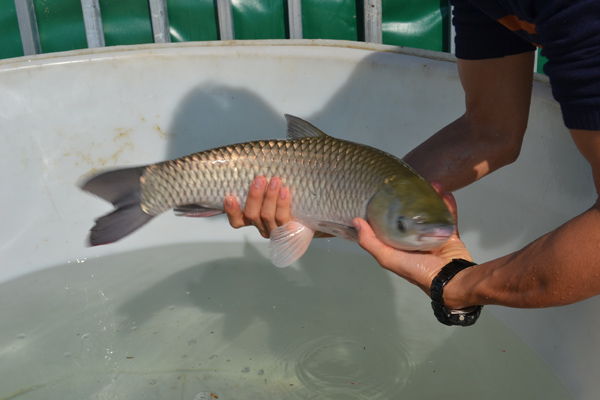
[430,259,483,326]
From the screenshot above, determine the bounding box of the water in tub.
[0,242,574,400]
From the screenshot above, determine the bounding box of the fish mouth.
[418,227,453,243]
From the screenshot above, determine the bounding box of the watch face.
[449,306,479,315]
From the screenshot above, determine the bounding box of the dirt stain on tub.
[71,129,135,169]
[72,151,94,166]
[114,128,132,142]
[97,143,134,166]
[101,128,135,165]
[103,134,134,166]
[75,130,137,183]
[155,124,175,140]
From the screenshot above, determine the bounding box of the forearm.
[404,53,534,192]
[403,115,523,192]
[445,202,600,309]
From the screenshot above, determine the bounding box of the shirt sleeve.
[538,0,600,130]
[450,0,535,60]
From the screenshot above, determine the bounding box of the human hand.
[224,176,291,238]
[353,183,472,296]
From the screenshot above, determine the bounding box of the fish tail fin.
[88,205,153,246]
[81,167,153,246]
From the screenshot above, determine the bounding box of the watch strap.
[430,259,483,326]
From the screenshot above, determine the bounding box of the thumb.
[442,192,461,238]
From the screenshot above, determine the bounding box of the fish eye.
[397,217,407,233]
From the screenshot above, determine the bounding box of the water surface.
[0,243,573,399]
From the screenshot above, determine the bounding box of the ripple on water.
[274,331,414,399]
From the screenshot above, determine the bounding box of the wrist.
[440,265,473,310]
[430,259,483,326]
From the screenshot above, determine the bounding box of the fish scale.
[140,136,396,229]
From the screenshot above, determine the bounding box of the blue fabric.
[450,0,600,130]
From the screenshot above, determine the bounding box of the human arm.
[346,53,538,303]
[441,129,600,309]
[403,52,535,191]
[356,51,600,309]
[355,129,600,309]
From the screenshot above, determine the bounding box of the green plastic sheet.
[0,0,450,59]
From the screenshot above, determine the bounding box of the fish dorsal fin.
[285,114,329,139]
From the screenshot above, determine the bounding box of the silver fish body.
[82,115,454,267]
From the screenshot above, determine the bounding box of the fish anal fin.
[174,204,225,218]
[316,221,358,242]
[270,221,315,267]
[284,114,329,139]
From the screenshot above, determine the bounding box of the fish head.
[366,177,454,251]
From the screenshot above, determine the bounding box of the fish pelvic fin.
[269,221,315,267]
[174,204,225,218]
[81,166,153,246]
[284,115,329,139]
[316,221,358,242]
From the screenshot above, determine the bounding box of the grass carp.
[81,115,454,267]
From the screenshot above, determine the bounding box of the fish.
[81,115,454,267]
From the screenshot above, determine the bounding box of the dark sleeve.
[537,0,600,130]
[450,0,535,60]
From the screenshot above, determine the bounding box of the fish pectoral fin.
[316,221,358,242]
[269,221,315,268]
[284,114,330,139]
[174,204,225,218]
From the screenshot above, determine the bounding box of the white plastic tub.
[0,40,597,399]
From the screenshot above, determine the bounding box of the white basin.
[0,40,596,399]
